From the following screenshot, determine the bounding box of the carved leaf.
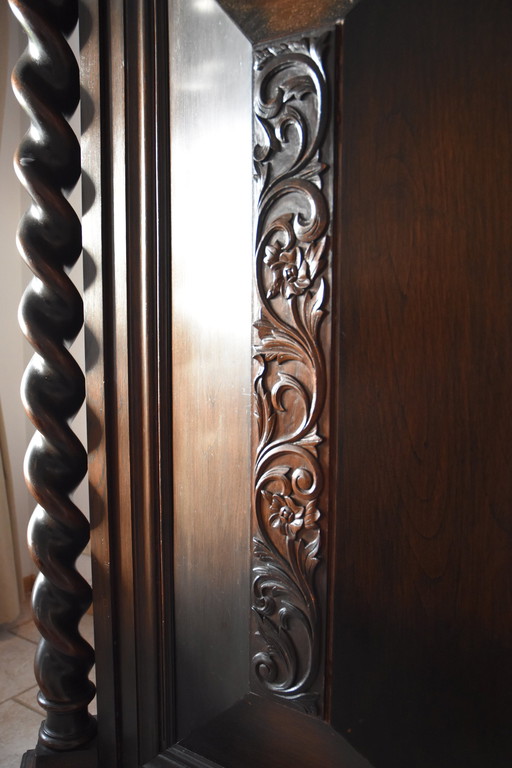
[304,277,327,339]
[257,387,276,447]
[253,538,273,563]
[254,315,275,340]
[258,465,291,491]
[305,236,327,282]
[282,74,315,103]
[300,158,328,188]
[271,372,309,415]
[304,533,321,578]
[257,335,303,363]
[251,30,332,714]
[296,429,323,456]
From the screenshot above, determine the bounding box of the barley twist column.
[9,0,96,755]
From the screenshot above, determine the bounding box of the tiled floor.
[0,605,95,768]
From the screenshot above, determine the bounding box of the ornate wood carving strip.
[9,0,96,757]
[250,30,335,715]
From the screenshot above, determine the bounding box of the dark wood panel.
[81,1,512,767]
[177,695,373,768]
[216,0,358,44]
[333,1,512,766]
[80,1,120,766]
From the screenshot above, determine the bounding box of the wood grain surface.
[81,1,174,765]
[180,695,373,768]
[216,0,359,44]
[82,0,512,766]
[332,1,512,766]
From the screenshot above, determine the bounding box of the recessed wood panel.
[333,0,512,766]
[178,695,373,768]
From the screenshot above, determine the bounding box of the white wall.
[0,8,90,583]
[0,6,34,579]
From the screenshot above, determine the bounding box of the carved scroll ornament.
[251,32,333,715]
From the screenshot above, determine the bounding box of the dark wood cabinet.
[14,0,512,766]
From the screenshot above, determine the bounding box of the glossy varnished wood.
[216,0,359,44]
[250,30,337,715]
[81,0,512,766]
[81,1,172,766]
[177,695,372,768]
[333,1,512,766]
[80,3,118,765]
[169,0,253,740]
[10,0,96,759]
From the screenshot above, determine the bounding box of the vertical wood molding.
[80,1,173,765]
[79,1,119,765]
[251,30,335,715]
[9,0,96,757]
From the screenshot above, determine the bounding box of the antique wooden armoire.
[11,0,512,766]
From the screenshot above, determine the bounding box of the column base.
[20,740,97,768]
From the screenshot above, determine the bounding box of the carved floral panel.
[251,31,334,716]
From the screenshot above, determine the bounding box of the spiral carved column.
[9,0,96,757]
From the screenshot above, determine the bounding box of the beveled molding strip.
[9,0,96,762]
[251,30,334,715]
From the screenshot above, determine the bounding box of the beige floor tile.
[10,620,40,646]
[13,686,43,716]
[0,699,41,768]
[4,601,33,631]
[0,631,37,703]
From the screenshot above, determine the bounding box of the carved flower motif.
[263,491,304,539]
[264,237,327,301]
[264,244,311,299]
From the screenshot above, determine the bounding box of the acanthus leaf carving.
[251,31,333,716]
